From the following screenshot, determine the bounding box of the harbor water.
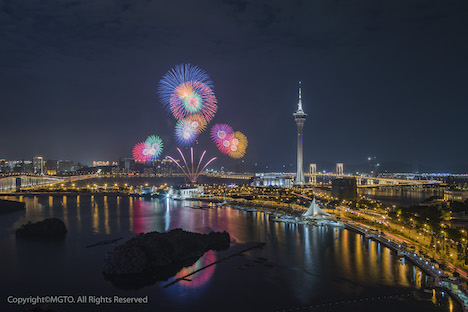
[0,195,460,312]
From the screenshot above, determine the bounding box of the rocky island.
[16,218,68,240]
[103,228,230,289]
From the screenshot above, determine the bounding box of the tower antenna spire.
[298,81,303,112]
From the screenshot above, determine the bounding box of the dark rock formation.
[103,229,230,289]
[16,218,68,240]
[0,198,25,214]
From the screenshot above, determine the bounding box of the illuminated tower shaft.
[293,83,307,185]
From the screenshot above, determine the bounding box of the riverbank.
[197,196,468,311]
[0,193,459,312]
[343,219,468,312]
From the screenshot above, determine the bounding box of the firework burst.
[132,135,164,164]
[210,124,233,142]
[145,135,164,159]
[169,81,217,122]
[186,114,207,134]
[228,131,248,159]
[175,118,199,146]
[210,124,233,154]
[158,64,217,123]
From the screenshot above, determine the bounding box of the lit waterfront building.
[251,173,293,187]
[32,156,44,175]
[293,82,307,185]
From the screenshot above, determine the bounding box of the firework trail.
[167,147,216,183]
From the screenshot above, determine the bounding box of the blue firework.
[174,118,199,147]
[158,64,214,114]
[145,135,164,160]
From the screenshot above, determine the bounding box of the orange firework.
[228,131,248,159]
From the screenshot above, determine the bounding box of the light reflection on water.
[0,195,461,312]
[359,188,444,206]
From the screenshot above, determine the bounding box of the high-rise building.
[155,158,179,175]
[332,178,357,200]
[32,156,44,175]
[119,157,135,172]
[368,156,378,177]
[45,159,58,171]
[293,82,307,185]
[58,160,74,173]
[93,160,110,167]
[0,159,7,173]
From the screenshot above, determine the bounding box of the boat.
[271,215,300,224]
[327,220,345,227]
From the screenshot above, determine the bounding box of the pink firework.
[169,81,217,123]
[219,136,233,154]
[210,124,234,154]
[210,124,233,142]
[132,142,152,163]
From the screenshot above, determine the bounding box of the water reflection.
[76,195,81,233]
[62,195,68,228]
[92,199,99,234]
[129,197,133,232]
[173,249,216,289]
[48,196,53,217]
[0,195,460,312]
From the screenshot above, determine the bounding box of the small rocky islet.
[103,228,230,289]
[16,218,68,240]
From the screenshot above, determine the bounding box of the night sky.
[1,0,467,172]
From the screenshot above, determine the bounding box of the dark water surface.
[359,188,444,206]
[0,195,460,312]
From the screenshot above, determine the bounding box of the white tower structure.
[336,163,344,175]
[294,82,307,185]
[309,163,317,184]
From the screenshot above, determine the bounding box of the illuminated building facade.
[32,156,44,175]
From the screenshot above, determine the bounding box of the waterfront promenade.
[344,220,468,311]
[198,194,468,311]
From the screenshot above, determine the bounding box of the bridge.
[201,171,442,187]
[203,173,253,180]
[306,173,443,187]
[0,174,97,193]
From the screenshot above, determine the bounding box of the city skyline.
[1,1,467,172]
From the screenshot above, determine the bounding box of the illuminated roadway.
[0,174,97,193]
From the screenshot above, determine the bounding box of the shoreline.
[196,196,468,311]
[4,193,467,310]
